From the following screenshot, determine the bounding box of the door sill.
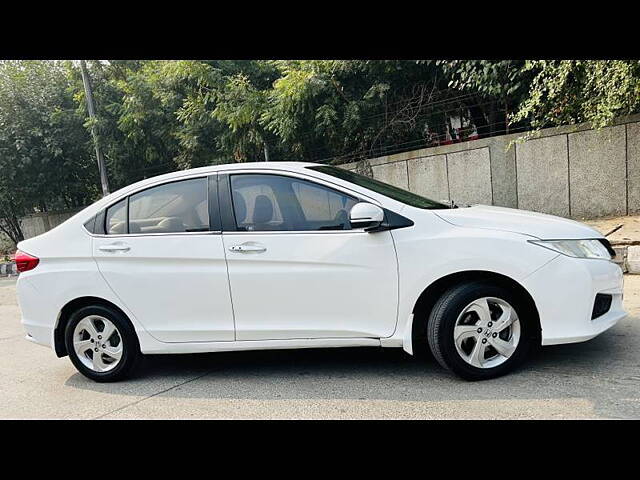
[141,337,382,354]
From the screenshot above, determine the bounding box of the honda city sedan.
[15,162,625,382]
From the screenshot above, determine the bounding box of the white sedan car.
[15,162,625,382]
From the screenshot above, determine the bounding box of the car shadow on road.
[63,327,636,406]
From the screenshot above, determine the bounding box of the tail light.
[14,250,39,272]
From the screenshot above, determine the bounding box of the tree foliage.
[511,60,640,130]
[0,60,97,243]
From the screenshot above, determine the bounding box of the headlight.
[528,239,612,260]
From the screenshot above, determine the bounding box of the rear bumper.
[522,255,626,346]
[17,276,55,348]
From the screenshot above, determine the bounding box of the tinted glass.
[308,165,449,210]
[291,179,357,228]
[128,178,209,234]
[105,198,127,234]
[230,174,357,231]
[83,215,96,234]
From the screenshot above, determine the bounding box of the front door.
[221,172,399,341]
[93,175,235,343]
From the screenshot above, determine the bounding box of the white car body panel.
[222,229,398,340]
[15,161,626,360]
[93,232,235,342]
[521,253,625,345]
[387,210,561,354]
[434,204,603,239]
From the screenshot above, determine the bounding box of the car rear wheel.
[64,305,140,382]
[427,281,535,380]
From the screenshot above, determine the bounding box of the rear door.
[92,175,235,343]
[219,171,399,341]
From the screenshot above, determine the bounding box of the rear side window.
[103,177,210,235]
[106,198,127,235]
[128,178,209,234]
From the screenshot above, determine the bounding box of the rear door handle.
[228,244,266,253]
[98,244,131,253]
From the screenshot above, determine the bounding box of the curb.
[610,243,640,274]
[626,245,640,274]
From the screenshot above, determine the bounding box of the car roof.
[128,161,319,188]
[173,161,320,175]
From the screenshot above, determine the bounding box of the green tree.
[0,60,96,243]
[260,60,455,163]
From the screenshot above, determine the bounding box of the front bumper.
[522,254,626,345]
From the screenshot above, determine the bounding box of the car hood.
[433,205,602,239]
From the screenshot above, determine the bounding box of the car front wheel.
[64,305,140,382]
[427,281,535,380]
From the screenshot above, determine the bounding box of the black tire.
[426,281,535,381]
[64,304,141,382]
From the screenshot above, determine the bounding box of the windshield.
[308,165,449,210]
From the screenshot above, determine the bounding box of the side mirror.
[349,202,385,231]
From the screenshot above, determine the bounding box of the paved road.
[1,275,639,419]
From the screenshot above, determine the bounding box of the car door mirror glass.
[349,202,384,230]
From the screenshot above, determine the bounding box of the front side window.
[128,178,209,234]
[308,165,449,210]
[230,174,358,232]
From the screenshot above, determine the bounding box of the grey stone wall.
[342,114,640,219]
[19,209,82,240]
[516,134,569,217]
[0,263,17,276]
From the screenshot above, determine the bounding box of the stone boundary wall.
[0,263,17,276]
[19,208,82,240]
[341,114,640,220]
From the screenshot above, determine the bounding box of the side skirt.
[139,337,383,355]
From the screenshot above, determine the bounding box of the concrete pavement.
[1,276,639,419]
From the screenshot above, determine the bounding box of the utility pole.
[80,60,110,196]
[263,141,270,162]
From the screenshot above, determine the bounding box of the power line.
[298,100,509,160]
[313,122,530,165]
[276,90,486,147]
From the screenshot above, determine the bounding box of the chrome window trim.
[221,229,368,236]
[88,230,222,238]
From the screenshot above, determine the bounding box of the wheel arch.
[408,270,541,355]
[54,296,135,358]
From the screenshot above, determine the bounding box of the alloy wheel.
[453,297,521,369]
[73,315,123,372]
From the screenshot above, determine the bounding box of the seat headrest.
[233,192,247,223]
[253,195,274,224]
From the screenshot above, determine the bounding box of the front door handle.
[98,244,131,253]
[228,244,266,253]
